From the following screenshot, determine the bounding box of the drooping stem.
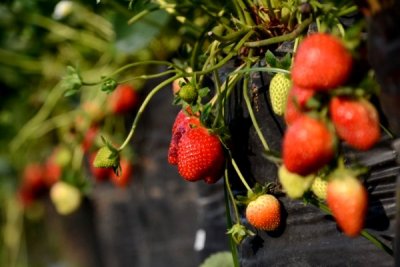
[225,169,241,223]
[230,156,253,193]
[118,75,179,151]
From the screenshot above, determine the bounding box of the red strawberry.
[284,85,315,125]
[283,116,335,175]
[22,163,46,193]
[44,157,62,187]
[111,158,133,188]
[327,175,368,237]
[81,126,99,153]
[329,97,380,150]
[89,153,112,181]
[18,163,47,206]
[245,194,281,231]
[291,33,353,90]
[108,84,139,114]
[177,125,225,183]
[168,110,200,165]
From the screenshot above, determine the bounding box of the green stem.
[104,60,177,80]
[29,13,109,52]
[235,67,291,75]
[118,75,179,151]
[10,83,66,152]
[194,30,254,76]
[309,197,393,256]
[244,17,312,47]
[361,230,393,256]
[118,69,178,83]
[223,169,240,267]
[337,5,358,17]
[231,156,253,193]
[242,75,270,152]
[225,169,241,225]
[127,6,160,25]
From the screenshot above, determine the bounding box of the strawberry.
[291,33,353,90]
[89,153,112,181]
[278,165,315,199]
[282,115,335,176]
[108,84,139,114]
[311,176,328,200]
[81,126,99,153]
[93,146,119,169]
[44,157,62,187]
[284,85,315,125]
[178,83,198,103]
[329,97,380,150]
[111,158,133,188]
[245,194,281,231]
[269,73,292,116]
[168,110,200,165]
[50,181,82,215]
[327,175,368,237]
[22,163,46,193]
[177,125,225,183]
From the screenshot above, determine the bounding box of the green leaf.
[199,251,235,267]
[265,50,277,67]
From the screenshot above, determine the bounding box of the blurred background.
[0,1,231,266]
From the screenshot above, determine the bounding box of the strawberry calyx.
[226,223,255,245]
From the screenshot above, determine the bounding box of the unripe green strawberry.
[269,73,291,116]
[93,146,119,168]
[311,176,328,200]
[278,165,315,199]
[178,84,198,103]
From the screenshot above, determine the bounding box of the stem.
[235,67,291,75]
[118,75,179,151]
[242,75,270,152]
[337,5,358,17]
[103,60,177,80]
[225,169,241,224]
[194,30,254,76]
[231,156,253,193]
[244,17,312,47]
[223,169,240,267]
[118,69,178,83]
[127,6,160,25]
[361,230,394,256]
[309,198,393,256]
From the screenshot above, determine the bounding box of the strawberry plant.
[1,0,398,266]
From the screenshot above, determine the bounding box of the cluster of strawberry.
[17,84,138,215]
[167,110,225,184]
[278,33,379,237]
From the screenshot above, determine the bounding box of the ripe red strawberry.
[283,116,335,175]
[111,158,133,188]
[329,97,380,150]
[81,126,99,153]
[22,163,46,192]
[291,33,353,90]
[284,85,315,125]
[245,194,281,231]
[168,110,200,165]
[108,84,139,114]
[327,175,368,237]
[177,125,225,183]
[44,157,62,187]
